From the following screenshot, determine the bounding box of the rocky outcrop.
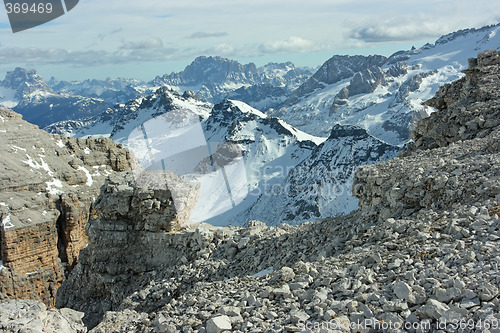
[52,50,500,332]
[0,107,136,307]
[56,171,202,327]
[285,55,387,105]
[330,65,386,112]
[344,66,385,97]
[354,127,500,221]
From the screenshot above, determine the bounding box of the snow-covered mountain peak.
[45,87,212,142]
[387,23,500,68]
[435,23,500,46]
[1,67,53,96]
[222,99,268,118]
[149,56,312,108]
[0,68,109,127]
[205,99,326,147]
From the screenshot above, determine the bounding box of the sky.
[0,0,499,81]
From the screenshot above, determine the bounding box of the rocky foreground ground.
[1,50,500,332]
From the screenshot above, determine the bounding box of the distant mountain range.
[43,57,313,112]
[0,58,313,129]
[3,23,500,225]
[271,23,500,144]
[151,57,312,109]
[0,68,109,127]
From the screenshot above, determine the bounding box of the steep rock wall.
[0,107,136,307]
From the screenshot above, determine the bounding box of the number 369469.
[5,2,53,14]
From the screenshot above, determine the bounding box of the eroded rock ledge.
[0,108,135,307]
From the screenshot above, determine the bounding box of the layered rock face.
[55,50,500,332]
[284,54,387,106]
[0,107,135,307]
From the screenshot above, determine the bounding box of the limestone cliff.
[0,107,136,307]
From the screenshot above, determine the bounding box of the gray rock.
[393,281,412,300]
[478,282,499,301]
[289,310,310,323]
[273,284,293,299]
[435,287,462,303]
[218,306,241,317]
[421,299,450,319]
[461,298,481,309]
[439,307,468,322]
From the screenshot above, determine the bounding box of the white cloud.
[349,19,453,42]
[121,38,164,50]
[187,32,228,39]
[0,46,179,66]
[259,37,319,54]
[347,7,500,43]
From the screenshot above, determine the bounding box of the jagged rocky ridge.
[44,50,500,332]
[242,124,400,224]
[44,87,213,139]
[283,55,388,107]
[151,57,312,108]
[45,90,330,226]
[271,23,500,143]
[47,58,312,112]
[0,107,136,308]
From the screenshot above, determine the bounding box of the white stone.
[206,315,232,333]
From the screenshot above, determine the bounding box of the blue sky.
[1,0,499,81]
